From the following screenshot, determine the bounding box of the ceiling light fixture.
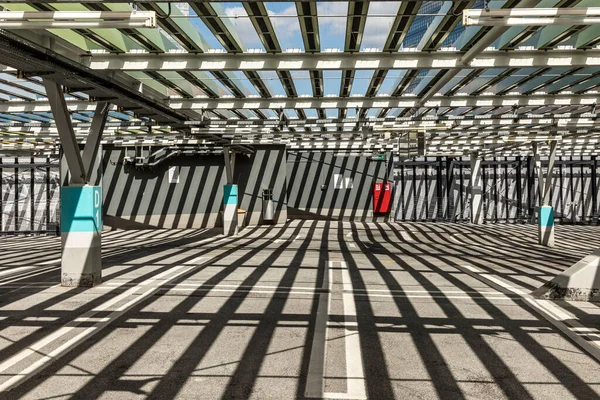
[0,11,156,29]
[463,8,600,26]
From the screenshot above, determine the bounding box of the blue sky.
[154,1,494,101]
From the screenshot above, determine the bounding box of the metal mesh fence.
[1,157,60,235]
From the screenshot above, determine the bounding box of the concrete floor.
[0,222,599,400]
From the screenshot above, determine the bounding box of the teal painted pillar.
[538,205,554,247]
[223,184,238,236]
[61,185,102,286]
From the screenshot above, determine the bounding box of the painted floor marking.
[305,260,331,398]
[460,264,600,363]
[0,259,204,392]
[306,261,367,400]
[336,261,367,400]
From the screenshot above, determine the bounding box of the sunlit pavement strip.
[0,267,33,277]
[0,259,205,392]
[306,260,367,400]
[459,264,600,363]
[0,266,60,286]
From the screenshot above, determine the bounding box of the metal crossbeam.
[1,94,593,114]
[81,50,600,72]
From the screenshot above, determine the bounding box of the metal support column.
[592,156,598,224]
[470,153,483,224]
[526,155,535,222]
[535,140,557,247]
[223,147,238,235]
[30,156,34,232]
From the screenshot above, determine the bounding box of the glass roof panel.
[229,71,260,97]
[257,71,285,96]
[158,71,199,97]
[290,71,312,96]
[401,1,450,50]
[216,2,266,51]
[260,109,278,119]
[72,113,91,122]
[325,109,337,118]
[317,1,348,51]
[126,72,168,96]
[573,76,600,93]
[0,83,36,101]
[304,109,318,118]
[361,2,401,51]
[545,67,597,93]
[323,70,342,96]
[518,67,572,93]
[0,114,30,123]
[187,6,226,51]
[377,71,408,96]
[191,72,233,97]
[438,68,477,94]
[440,0,485,48]
[350,70,375,96]
[20,113,50,122]
[405,69,432,95]
[265,2,304,51]
[493,68,540,94]
[367,108,381,117]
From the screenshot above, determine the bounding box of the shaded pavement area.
[0,222,599,399]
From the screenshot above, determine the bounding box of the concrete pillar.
[61,185,102,286]
[45,79,107,286]
[223,184,238,235]
[538,205,555,247]
[470,154,483,224]
[534,140,557,247]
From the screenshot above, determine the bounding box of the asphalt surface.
[0,222,599,399]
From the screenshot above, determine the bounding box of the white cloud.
[268,5,301,43]
[361,2,401,49]
[223,6,263,49]
[317,1,348,36]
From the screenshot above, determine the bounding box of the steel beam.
[81,102,109,183]
[416,0,543,107]
[543,139,558,206]
[223,146,235,184]
[80,49,598,72]
[2,94,596,114]
[43,79,86,185]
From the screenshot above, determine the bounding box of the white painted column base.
[538,224,555,247]
[61,231,102,286]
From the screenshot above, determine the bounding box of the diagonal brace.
[81,102,109,183]
[44,79,86,185]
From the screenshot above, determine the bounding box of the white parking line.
[306,261,366,400]
[305,260,331,398]
[337,261,367,400]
